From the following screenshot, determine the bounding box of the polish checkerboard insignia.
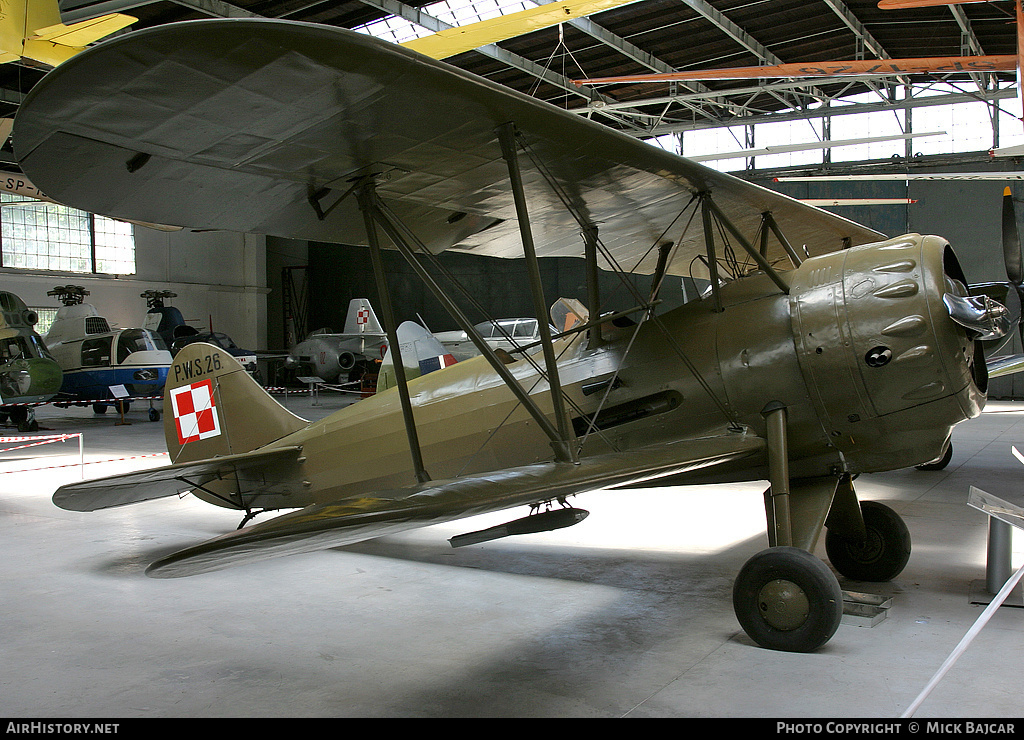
[170,378,221,444]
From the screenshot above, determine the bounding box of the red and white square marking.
[170,378,221,445]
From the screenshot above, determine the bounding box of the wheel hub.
[846,529,883,563]
[757,578,810,631]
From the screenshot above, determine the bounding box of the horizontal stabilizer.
[145,431,765,577]
[52,445,304,512]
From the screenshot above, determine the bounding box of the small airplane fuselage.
[187,233,983,512]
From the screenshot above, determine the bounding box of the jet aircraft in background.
[284,298,388,384]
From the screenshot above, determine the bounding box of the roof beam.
[652,85,1018,136]
[167,0,259,17]
[680,0,781,64]
[951,4,985,55]
[820,0,893,60]
[61,0,161,21]
[356,0,647,130]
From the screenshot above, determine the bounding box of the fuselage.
[45,303,172,402]
[285,331,388,382]
[194,233,986,511]
[0,291,61,405]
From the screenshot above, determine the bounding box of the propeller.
[970,187,1024,355]
[1001,186,1024,346]
[1003,185,1023,288]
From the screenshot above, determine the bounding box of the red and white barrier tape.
[0,451,168,475]
[0,433,81,453]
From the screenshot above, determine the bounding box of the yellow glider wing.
[1,0,135,68]
[146,432,766,577]
[402,0,643,60]
[13,19,882,279]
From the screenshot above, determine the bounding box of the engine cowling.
[789,233,989,473]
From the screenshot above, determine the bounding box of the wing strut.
[496,122,577,464]
[359,188,578,464]
[704,194,791,295]
[583,224,603,350]
[356,181,431,484]
[761,211,804,268]
[700,193,725,313]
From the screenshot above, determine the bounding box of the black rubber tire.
[825,501,911,582]
[732,546,843,652]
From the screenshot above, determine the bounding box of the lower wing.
[146,431,765,578]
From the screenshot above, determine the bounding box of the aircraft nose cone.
[943,293,1011,341]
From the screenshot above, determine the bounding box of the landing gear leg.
[732,403,843,651]
[826,500,911,582]
[10,406,37,432]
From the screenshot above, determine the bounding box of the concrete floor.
[1,392,1022,718]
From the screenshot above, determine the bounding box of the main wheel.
[732,547,843,652]
[825,501,911,582]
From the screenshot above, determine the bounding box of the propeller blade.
[1003,186,1023,286]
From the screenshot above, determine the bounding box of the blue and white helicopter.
[44,285,172,420]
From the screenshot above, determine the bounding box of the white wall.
[0,226,269,350]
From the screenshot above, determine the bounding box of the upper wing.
[13,18,883,279]
[146,431,765,577]
[53,445,304,512]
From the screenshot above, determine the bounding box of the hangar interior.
[0,0,1022,718]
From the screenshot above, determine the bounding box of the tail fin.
[378,321,457,391]
[342,298,383,334]
[164,342,307,464]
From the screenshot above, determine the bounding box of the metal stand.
[967,487,1024,607]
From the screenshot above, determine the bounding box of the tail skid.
[165,342,307,465]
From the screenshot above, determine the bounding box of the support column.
[987,517,1013,594]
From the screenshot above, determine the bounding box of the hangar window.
[353,0,534,43]
[678,83,1024,172]
[0,194,135,275]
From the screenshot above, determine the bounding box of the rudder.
[164,342,307,464]
[342,298,383,334]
